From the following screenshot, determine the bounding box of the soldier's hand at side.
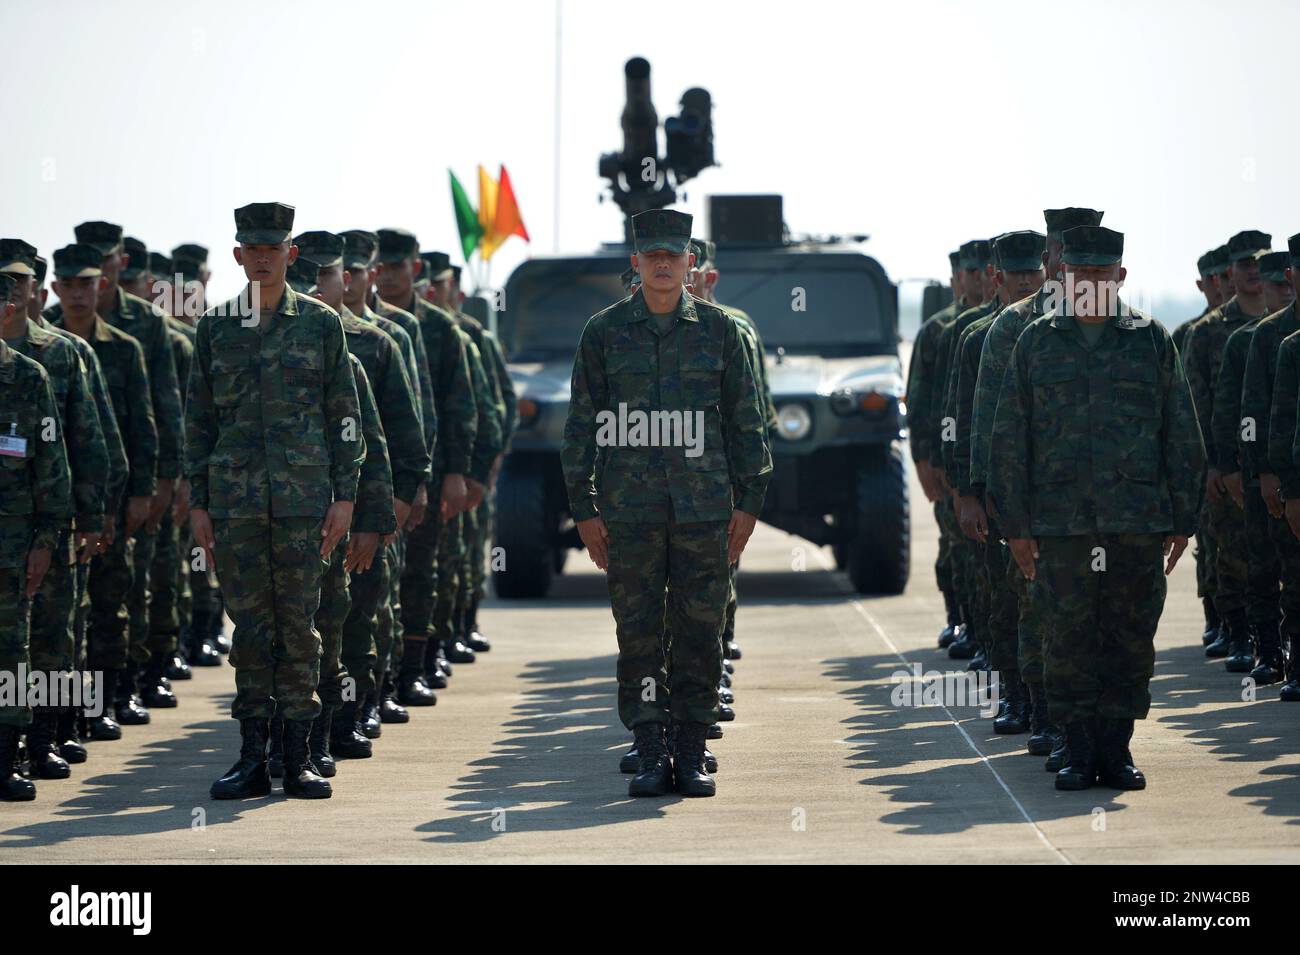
[171,479,191,525]
[320,501,354,558]
[345,531,380,573]
[1205,467,1224,503]
[100,513,116,548]
[916,460,938,503]
[1008,538,1038,581]
[1223,471,1244,509]
[577,516,609,571]
[75,530,101,564]
[190,508,216,568]
[441,473,468,522]
[146,478,174,534]
[25,544,52,598]
[465,478,485,510]
[958,495,987,543]
[934,467,952,496]
[727,509,759,564]
[489,453,503,491]
[394,496,412,531]
[1261,473,1283,519]
[1163,535,1189,576]
[409,485,428,528]
[1287,499,1300,541]
[124,496,151,537]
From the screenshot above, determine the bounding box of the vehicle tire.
[847,444,910,595]
[492,468,554,599]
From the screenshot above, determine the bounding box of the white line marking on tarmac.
[812,548,1071,864]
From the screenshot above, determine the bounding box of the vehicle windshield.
[501,253,892,361]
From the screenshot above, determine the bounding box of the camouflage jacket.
[950,311,998,497]
[905,301,959,464]
[12,320,108,540]
[185,286,363,519]
[47,286,183,481]
[932,300,999,470]
[562,288,772,523]
[1268,327,1300,497]
[0,340,72,568]
[55,314,158,503]
[460,326,503,484]
[1183,297,1254,460]
[1170,307,1208,355]
[720,304,778,434]
[349,354,395,535]
[1210,317,1265,478]
[341,307,429,504]
[988,305,1205,539]
[969,290,1046,494]
[369,298,437,468]
[475,321,518,447]
[1245,303,1300,478]
[166,317,195,413]
[39,318,129,513]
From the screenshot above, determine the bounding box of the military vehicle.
[491,58,908,599]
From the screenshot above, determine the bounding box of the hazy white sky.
[5,0,1297,313]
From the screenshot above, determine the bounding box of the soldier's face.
[234,242,296,286]
[52,275,106,320]
[5,274,32,312]
[981,264,997,300]
[99,249,123,286]
[633,249,692,293]
[428,277,451,307]
[961,267,981,302]
[1229,258,1262,297]
[1063,263,1125,317]
[121,274,151,299]
[1196,274,1222,308]
[997,268,1046,302]
[1264,280,1294,313]
[687,267,718,301]
[1043,240,1063,280]
[1218,271,1236,298]
[376,258,416,301]
[27,284,45,320]
[343,267,372,308]
[314,265,346,312]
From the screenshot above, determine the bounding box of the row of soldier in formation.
[0,206,519,801]
[906,210,1300,791]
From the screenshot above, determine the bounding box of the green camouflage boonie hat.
[122,236,148,278]
[74,221,125,256]
[294,231,345,269]
[632,209,692,254]
[286,257,318,295]
[994,231,1046,272]
[1259,251,1291,283]
[958,239,991,271]
[422,251,452,282]
[1061,226,1124,266]
[53,243,105,278]
[234,202,295,244]
[172,243,208,263]
[1227,230,1271,262]
[341,230,378,269]
[0,238,38,276]
[376,228,419,263]
[1043,207,1103,241]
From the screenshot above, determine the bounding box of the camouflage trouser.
[1208,495,1248,621]
[342,544,386,699]
[952,529,987,651]
[399,498,441,641]
[1012,556,1041,687]
[189,526,222,642]
[431,512,465,646]
[723,562,738,643]
[982,525,1019,679]
[1243,486,1281,631]
[212,516,328,722]
[29,534,76,673]
[606,516,727,729]
[1193,528,1215,602]
[1031,534,1166,724]
[147,507,183,655]
[314,539,351,709]
[1269,513,1300,640]
[937,498,976,626]
[380,536,403,679]
[454,504,480,625]
[0,566,32,728]
[934,501,954,598]
[87,517,134,673]
[73,561,90,671]
[126,522,156,665]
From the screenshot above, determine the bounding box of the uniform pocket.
[211,346,255,409]
[279,350,322,404]
[680,351,723,406]
[1111,362,1159,418]
[284,444,330,467]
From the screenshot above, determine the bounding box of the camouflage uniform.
[1267,320,1300,680]
[561,285,771,728]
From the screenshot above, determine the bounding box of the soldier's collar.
[617,287,698,326]
[24,318,55,347]
[91,314,115,341]
[276,285,300,316]
[1046,301,1151,330]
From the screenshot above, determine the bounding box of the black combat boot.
[113,667,150,725]
[186,623,222,667]
[1096,718,1146,790]
[280,719,332,799]
[719,671,732,689]
[1226,622,1255,674]
[1205,612,1236,658]
[628,722,673,797]
[210,717,272,799]
[1045,725,1069,773]
[948,624,979,660]
[1201,597,1220,647]
[140,651,178,708]
[724,639,742,660]
[464,602,491,653]
[443,635,476,665]
[167,648,192,681]
[717,702,736,722]
[212,614,231,655]
[1025,684,1053,756]
[85,669,122,741]
[371,686,397,730]
[0,726,36,801]
[722,659,734,675]
[330,701,373,759]
[26,707,71,779]
[399,638,437,706]
[57,706,87,764]
[1054,720,1098,790]
[707,723,724,740]
[1280,631,1300,702]
[1250,622,1284,686]
[993,677,1028,734]
[267,714,284,778]
[308,707,336,778]
[966,647,989,672]
[938,586,961,649]
[718,684,735,705]
[672,721,716,797]
[619,742,640,774]
[665,722,717,773]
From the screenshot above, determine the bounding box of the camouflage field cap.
[122,236,148,278]
[294,231,344,269]
[1227,230,1271,262]
[33,255,47,284]
[53,243,105,278]
[632,209,692,254]
[376,228,419,263]
[1289,232,1300,266]
[75,220,125,256]
[1043,207,1103,241]
[958,239,991,271]
[234,202,295,244]
[1206,245,1232,276]
[422,250,452,281]
[1061,226,1124,266]
[948,250,960,272]
[341,230,378,269]
[0,272,15,299]
[1196,251,1214,277]
[173,251,203,281]
[1259,251,1291,283]
[149,252,173,279]
[689,238,716,269]
[172,243,208,263]
[450,264,462,284]
[286,256,318,295]
[0,238,38,276]
[994,231,1046,272]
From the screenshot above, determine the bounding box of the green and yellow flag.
[449,170,482,261]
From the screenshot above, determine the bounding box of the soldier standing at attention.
[0,271,72,801]
[187,202,363,800]
[562,209,771,798]
[989,226,1205,791]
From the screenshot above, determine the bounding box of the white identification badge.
[0,430,27,458]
